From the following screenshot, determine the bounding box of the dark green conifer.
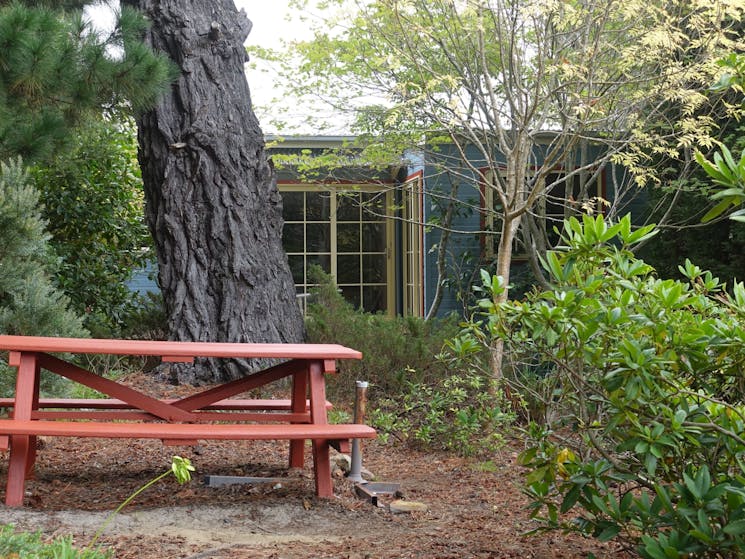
[0,2,174,162]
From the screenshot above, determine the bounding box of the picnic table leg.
[25,366,40,477]
[308,360,333,498]
[5,435,32,506]
[289,368,307,468]
[5,352,40,506]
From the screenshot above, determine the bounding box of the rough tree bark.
[121,0,304,384]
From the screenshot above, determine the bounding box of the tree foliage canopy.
[0,1,173,338]
[261,0,745,300]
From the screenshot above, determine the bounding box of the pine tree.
[0,2,175,163]
[0,2,174,339]
[0,158,86,338]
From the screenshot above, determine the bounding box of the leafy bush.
[31,118,153,334]
[369,361,514,456]
[476,214,745,557]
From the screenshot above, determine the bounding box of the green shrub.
[0,524,111,558]
[0,158,87,397]
[305,267,459,402]
[0,159,86,338]
[31,118,153,334]
[369,364,514,456]
[476,214,745,557]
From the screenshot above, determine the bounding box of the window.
[281,185,394,314]
[402,173,424,317]
[482,168,603,259]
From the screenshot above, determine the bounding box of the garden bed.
[0,374,625,558]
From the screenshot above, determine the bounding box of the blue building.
[131,134,632,318]
[270,134,631,318]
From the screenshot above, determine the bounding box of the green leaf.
[702,198,736,223]
[697,154,729,183]
[591,494,610,516]
[517,447,537,466]
[560,484,582,513]
[525,466,550,485]
[596,523,621,542]
[723,519,745,536]
[720,145,739,175]
[623,223,658,245]
[542,251,565,281]
[645,453,658,477]
[171,455,195,484]
[709,187,745,200]
[480,268,491,289]
[654,484,674,513]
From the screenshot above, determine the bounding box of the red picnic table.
[0,335,376,507]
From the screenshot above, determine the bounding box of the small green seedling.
[88,455,195,551]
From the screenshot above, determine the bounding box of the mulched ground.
[0,374,629,558]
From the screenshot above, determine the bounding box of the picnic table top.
[0,335,363,360]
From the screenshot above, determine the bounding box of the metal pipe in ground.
[347,380,368,483]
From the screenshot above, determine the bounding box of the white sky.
[240,1,300,48]
[86,1,317,133]
[240,1,317,132]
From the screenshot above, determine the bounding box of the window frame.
[401,172,425,317]
[280,183,396,315]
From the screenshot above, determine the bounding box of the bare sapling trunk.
[489,137,530,384]
[490,213,519,384]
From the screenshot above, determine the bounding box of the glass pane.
[337,192,360,221]
[306,223,331,252]
[306,254,331,275]
[337,254,361,284]
[545,172,567,217]
[288,255,304,284]
[363,285,386,313]
[282,223,304,253]
[340,285,361,309]
[306,191,331,221]
[361,192,386,219]
[361,222,386,252]
[282,191,304,221]
[363,254,386,283]
[337,223,360,252]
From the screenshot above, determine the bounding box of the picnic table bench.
[0,335,376,507]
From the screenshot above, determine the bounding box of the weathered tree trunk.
[121,0,304,384]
